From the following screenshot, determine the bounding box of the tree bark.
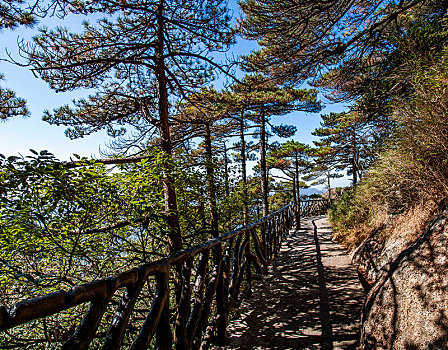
[260,110,268,217]
[223,141,231,232]
[240,114,248,225]
[155,0,182,252]
[294,153,301,229]
[204,122,219,238]
[292,173,300,230]
[223,141,230,198]
[351,126,358,185]
[292,175,297,208]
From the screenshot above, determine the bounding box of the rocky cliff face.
[354,210,448,349]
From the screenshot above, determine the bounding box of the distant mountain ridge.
[301,187,322,197]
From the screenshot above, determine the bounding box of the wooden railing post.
[63,297,112,350]
[131,268,171,350]
[215,255,227,345]
[103,267,147,350]
[174,259,193,350]
[186,251,210,346]
[260,222,269,264]
[242,228,252,300]
[216,239,232,344]
[194,244,222,350]
[156,269,173,350]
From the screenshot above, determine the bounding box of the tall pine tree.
[23,0,235,251]
[227,74,321,216]
[312,111,376,185]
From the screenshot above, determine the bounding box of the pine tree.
[22,0,235,252]
[0,80,29,120]
[226,74,321,216]
[312,111,376,185]
[268,140,312,228]
[0,0,36,120]
[303,162,343,202]
[216,92,255,224]
[175,89,233,238]
[240,0,445,85]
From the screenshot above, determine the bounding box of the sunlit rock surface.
[360,212,448,349]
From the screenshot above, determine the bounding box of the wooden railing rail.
[300,199,331,217]
[0,204,295,349]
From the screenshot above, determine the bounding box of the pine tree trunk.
[292,174,300,230]
[352,127,358,185]
[260,110,268,217]
[223,142,230,198]
[155,0,182,252]
[223,141,231,232]
[240,115,248,225]
[295,153,301,229]
[204,122,219,238]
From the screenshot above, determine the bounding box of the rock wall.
[356,211,448,349]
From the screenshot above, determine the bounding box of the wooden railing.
[0,204,295,349]
[300,199,331,217]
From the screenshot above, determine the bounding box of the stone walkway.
[218,216,365,350]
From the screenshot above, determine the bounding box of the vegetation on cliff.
[329,26,448,249]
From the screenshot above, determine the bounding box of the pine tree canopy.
[21,0,235,143]
[240,0,447,85]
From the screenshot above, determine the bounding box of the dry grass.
[385,199,439,248]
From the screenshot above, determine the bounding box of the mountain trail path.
[215,216,365,350]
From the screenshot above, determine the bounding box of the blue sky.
[0,2,350,186]
[0,13,108,160]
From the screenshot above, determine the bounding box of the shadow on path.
[217,216,364,350]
